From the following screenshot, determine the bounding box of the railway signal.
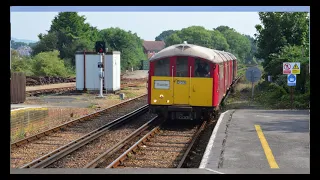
[95,41,106,54]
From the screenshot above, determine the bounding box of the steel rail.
[11,94,147,147]
[106,126,161,168]
[177,120,207,168]
[20,104,149,168]
[85,115,160,168]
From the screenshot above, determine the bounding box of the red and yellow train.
[147,42,238,120]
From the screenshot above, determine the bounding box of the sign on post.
[287,74,296,86]
[245,66,262,103]
[291,62,300,74]
[283,62,300,74]
[98,62,103,68]
[283,62,292,74]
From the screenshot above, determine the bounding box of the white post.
[98,53,104,98]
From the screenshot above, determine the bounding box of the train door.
[219,63,225,103]
[150,58,173,105]
[230,60,233,83]
[190,58,213,106]
[224,62,227,94]
[234,60,237,79]
[173,56,190,105]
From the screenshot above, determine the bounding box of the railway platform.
[199,109,310,174]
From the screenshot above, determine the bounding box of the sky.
[11,12,262,42]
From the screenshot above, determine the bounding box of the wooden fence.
[11,72,26,104]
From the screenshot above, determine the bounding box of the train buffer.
[199,109,310,174]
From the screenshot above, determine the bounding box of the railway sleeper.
[145,143,187,148]
[148,140,190,144]
[143,148,184,153]
[157,134,193,137]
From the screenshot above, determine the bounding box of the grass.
[87,103,98,109]
[119,91,136,99]
[11,128,26,142]
[223,76,264,110]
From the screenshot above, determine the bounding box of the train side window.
[194,58,211,78]
[219,64,224,80]
[176,57,188,77]
[154,58,170,76]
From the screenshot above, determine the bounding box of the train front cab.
[148,56,222,120]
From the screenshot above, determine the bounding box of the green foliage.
[211,30,230,51]
[32,12,99,66]
[162,25,252,65]
[255,80,309,109]
[267,45,308,94]
[11,50,34,76]
[31,50,71,77]
[155,30,177,41]
[32,32,58,56]
[215,26,251,63]
[255,12,309,71]
[99,27,146,70]
[254,12,309,108]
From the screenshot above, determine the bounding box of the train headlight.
[160,94,164,98]
[154,99,157,103]
[167,100,170,103]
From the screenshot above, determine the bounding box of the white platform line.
[199,110,229,169]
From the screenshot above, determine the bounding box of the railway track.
[92,76,242,169]
[21,106,159,168]
[10,94,147,168]
[12,76,242,169]
[26,81,146,96]
[97,120,207,169]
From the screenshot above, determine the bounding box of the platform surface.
[199,109,310,174]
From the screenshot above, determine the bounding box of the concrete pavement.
[199,109,310,174]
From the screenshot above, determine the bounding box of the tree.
[32,50,70,77]
[155,30,176,41]
[254,12,309,73]
[11,50,34,76]
[165,33,182,47]
[215,26,251,63]
[32,12,99,66]
[32,32,58,56]
[211,30,229,51]
[99,27,146,70]
[267,45,308,93]
[244,35,258,64]
[161,25,252,64]
[165,26,213,47]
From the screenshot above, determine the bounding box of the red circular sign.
[284,63,291,70]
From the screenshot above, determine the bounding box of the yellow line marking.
[255,125,279,169]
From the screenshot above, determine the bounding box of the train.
[147,42,238,121]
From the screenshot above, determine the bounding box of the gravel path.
[26,83,75,91]
[10,97,147,168]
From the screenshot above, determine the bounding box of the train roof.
[149,43,237,63]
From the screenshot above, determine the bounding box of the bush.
[255,81,309,109]
[32,50,71,77]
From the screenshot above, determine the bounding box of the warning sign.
[291,62,300,74]
[283,62,292,74]
[283,62,300,74]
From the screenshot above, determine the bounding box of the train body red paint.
[147,43,237,120]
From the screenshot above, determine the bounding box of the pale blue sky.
[11,12,262,42]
